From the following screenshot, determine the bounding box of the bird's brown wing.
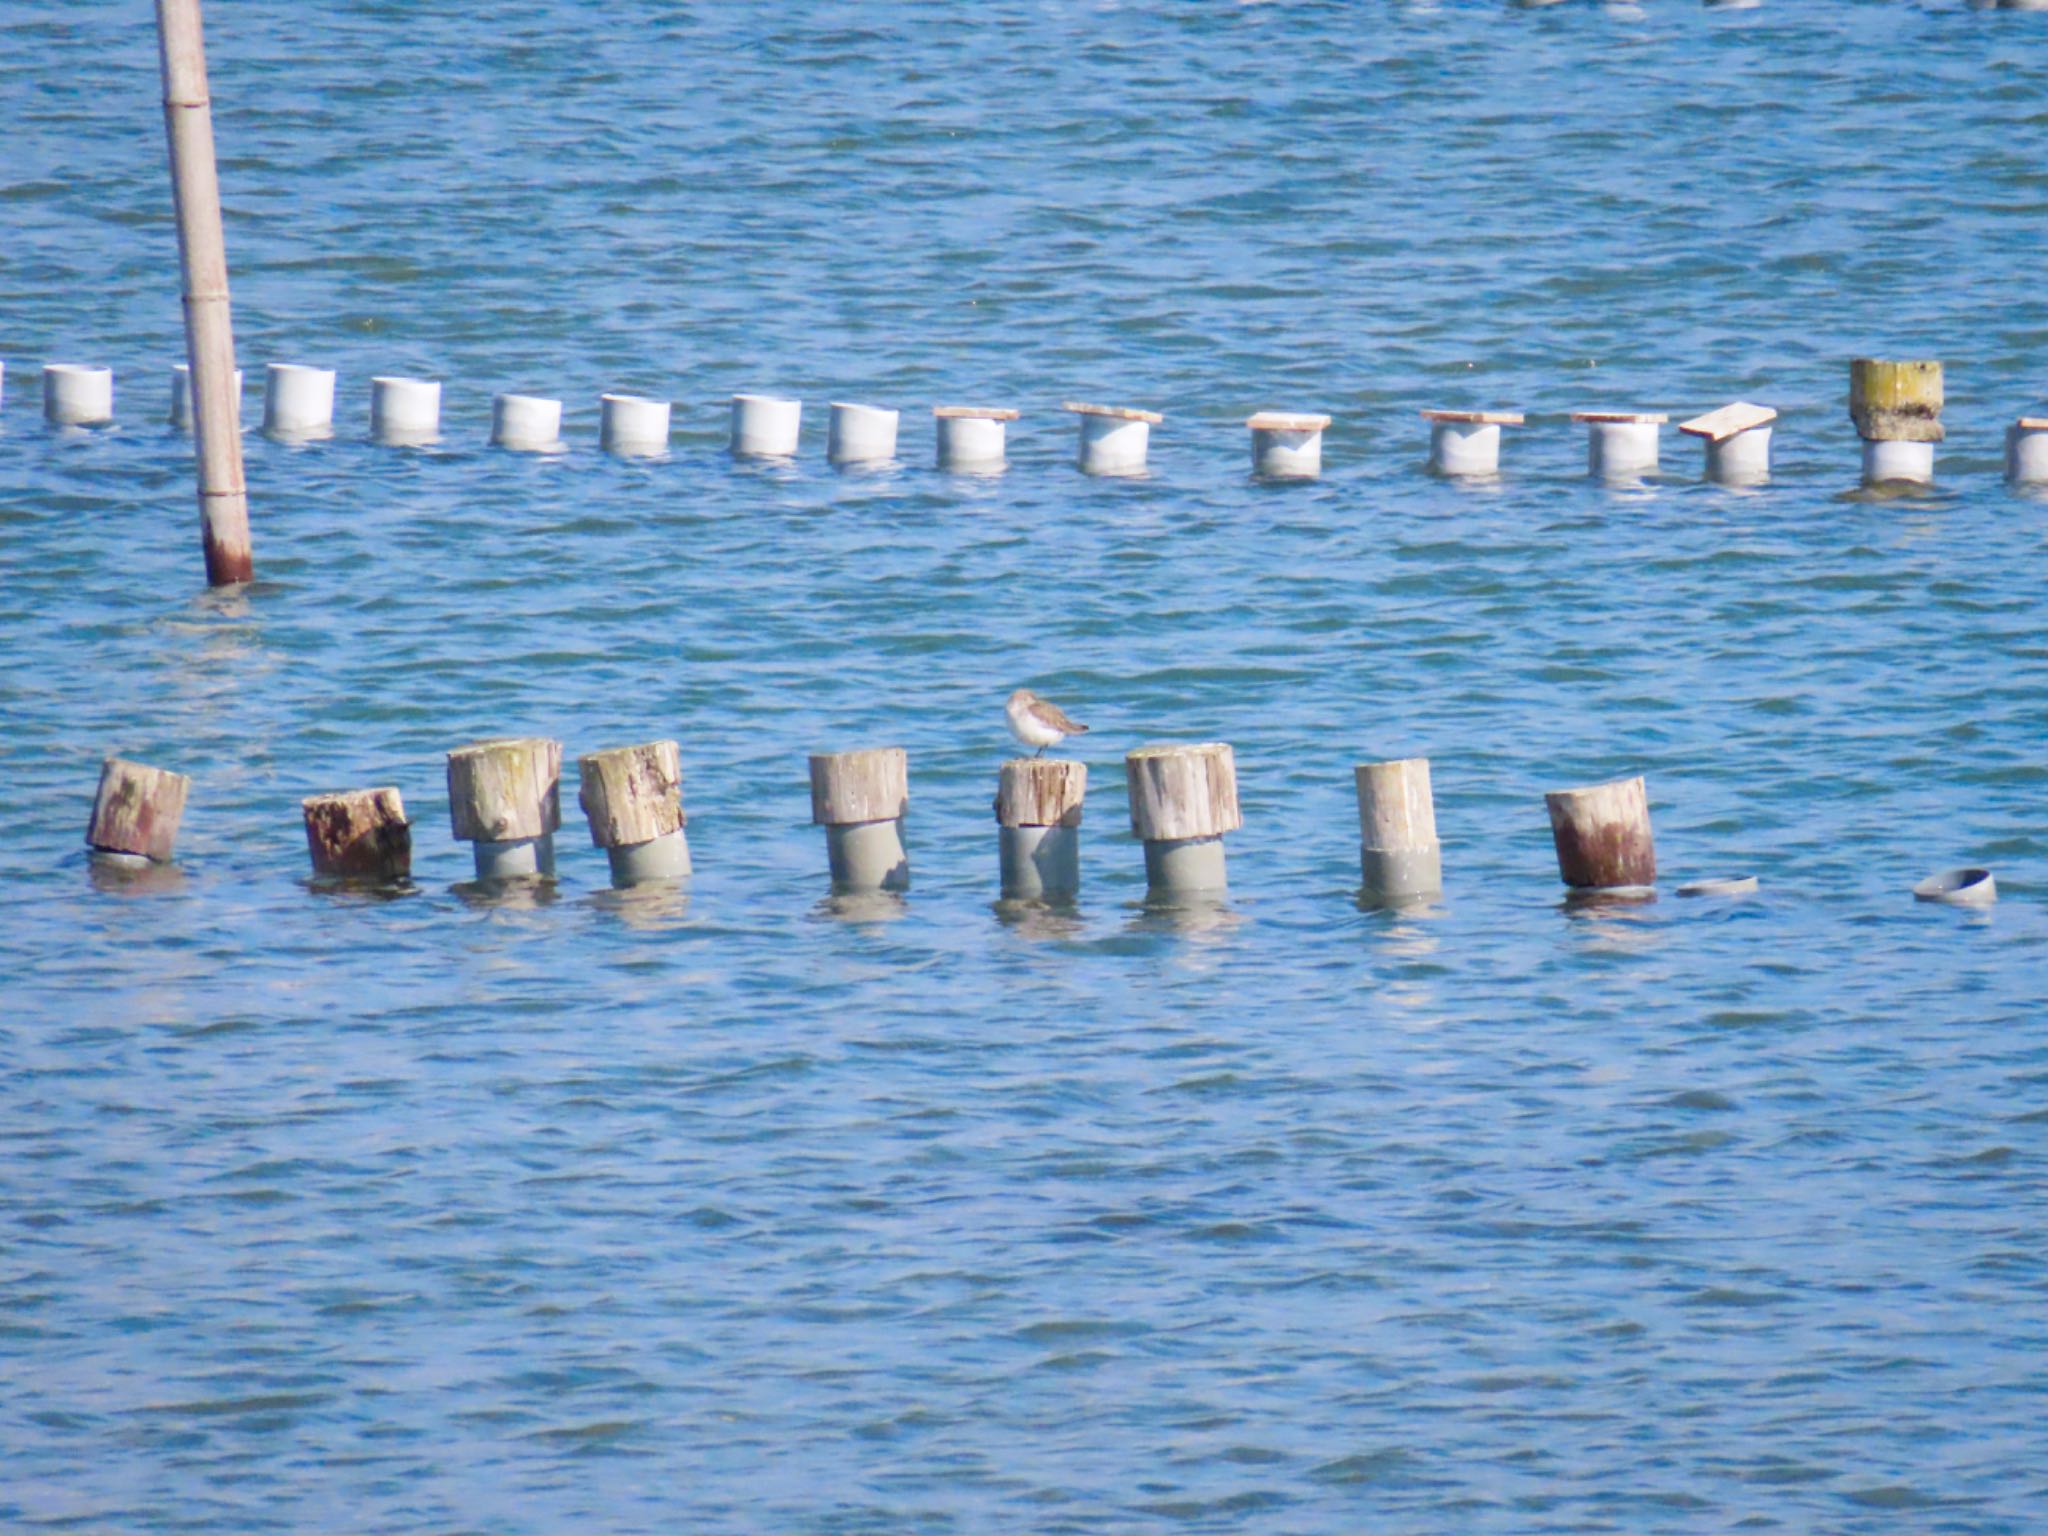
[1032,698,1088,734]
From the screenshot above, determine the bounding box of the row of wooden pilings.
[81,742,1997,908]
[14,356,2047,486]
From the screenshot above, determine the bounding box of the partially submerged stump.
[302,787,411,880]
[810,747,909,891]
[1355,756,1441,904]
[996,757,1087,902]
[1127,742,1240,894]
[87,757,189,862]
[447,736,562,879]
[579,740,690,885]
[1545,775,1655,895]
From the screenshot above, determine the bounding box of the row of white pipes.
[14,356,2048,487]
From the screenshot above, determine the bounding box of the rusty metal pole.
[156,0,252,585]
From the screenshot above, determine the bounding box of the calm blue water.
[4,2,2048,1530]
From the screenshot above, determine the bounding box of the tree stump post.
[1355,757,1441,904]
[996,757,1086,901]
[809,747,909,891]
[447,737,562,879]
[1126,742,1240,894]
[1545,775,1656,897]
[302,787,411,881]
[578,740,690,886]
[87,757,190,863]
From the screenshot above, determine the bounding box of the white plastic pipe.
[171,362,242,430]
[491,392,563,451]
[1705,426,1771,486]
[999,824,1080,901]
[1586,420,1660,478]
[370,375,441,445]
[935,409,1012,470]
[1077,415,1150,475]
[607,828,692,885]
[1248,413,1328,479]
[600,392,671,456]
[472,832,556,881]
[731,393,801,457]
[262,362,335,438]
[2005,423,2048,484]
[1862,438,1934,485]
[827,401,899,464]
[44,364,114,426]
[1430,421,1501,476]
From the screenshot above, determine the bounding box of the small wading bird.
[1007,688,1089,757]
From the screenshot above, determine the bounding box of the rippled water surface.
[4,2,2048,1531]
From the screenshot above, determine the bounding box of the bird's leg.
[1033,743,1046,758]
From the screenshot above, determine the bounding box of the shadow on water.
[451,876,559,910]
[811,889,908,926]
[85,851,186,896]
[303,874,420,904]
[586,880,693,929]
[991,896,1086,941]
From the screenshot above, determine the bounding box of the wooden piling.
[447,737,562,878]
[1355,757,1441,904]
[578,740,690,884]
[1127,742,1240,893]
[302,787,411,880]
[155,0,252,585]
[87,757,190,862]
[809,747,909,891]
[1544,775,1655,893]
[996,757,1086,901]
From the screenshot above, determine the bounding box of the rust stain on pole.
[157,0,253,586]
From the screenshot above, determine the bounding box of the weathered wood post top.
[1680,400,1776,486]
[302,787,411,881]
[810,747,910,891]
[579,739,690,886]
[1544,774,1655,896]
[1127,741,1240,894]
[996,757,1087,902]
[447,736,562,880]
[88,757,190,863]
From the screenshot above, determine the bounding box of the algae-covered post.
[809,747,910,891]
[88,757,190,863]
[1356,756,1441,905]
[1850,358,1941,485]
[155,0,251,584]
[1679,400,1776,486]
[578,740,691,886]
[447,737,563,880]
[302,788,412,881]
[996,757,1086,902]
[1545,775,1655,897]
[1422,409,1523,477]
[1127,742,1240,895]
